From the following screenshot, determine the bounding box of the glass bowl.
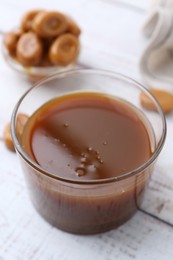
[2,39,77,83]
[11,69,166,234]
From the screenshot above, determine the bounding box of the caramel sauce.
[22,92,152,180]
[21,92,153,234]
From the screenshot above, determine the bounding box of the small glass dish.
[2,40,76,83]
[11,69,166,234]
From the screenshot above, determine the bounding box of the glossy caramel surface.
[22,92,152,180]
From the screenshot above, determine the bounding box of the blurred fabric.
[140,0,173,89]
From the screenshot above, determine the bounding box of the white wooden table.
[1,1,173,259]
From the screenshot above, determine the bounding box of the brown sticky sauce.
[22,92,152,181]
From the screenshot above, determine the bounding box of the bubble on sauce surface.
[75,167,86,177]
[87,147,93,152]
[63,123,69,128]
[87,164,97,173]
[103,141,107,145]
[54,138,60,143]
[80,157,87,163]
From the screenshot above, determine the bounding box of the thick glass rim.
[11,69,167,185]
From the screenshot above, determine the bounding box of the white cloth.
[140,0,173,89]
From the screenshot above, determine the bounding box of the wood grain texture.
[141,118,173,224]
[0,0,173,259]
[99,0,148,12]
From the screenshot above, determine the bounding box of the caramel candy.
[3,123,15,152]
[3,9,81,69]
[140,89,173,114]
[66,17,81,37]
[3,114,29,152]
[32,11,68,38]
[16,32,43,66]
[21,9,43,31]
[3,32,19,55]
[49,33,79,66]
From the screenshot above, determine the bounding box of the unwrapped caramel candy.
[3,9,81,68]
[140,89,173,114]
[3,114,29,152]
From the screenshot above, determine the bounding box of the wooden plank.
[111,0,150,11]
[141,117,173,224]
[0,142,173,260]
